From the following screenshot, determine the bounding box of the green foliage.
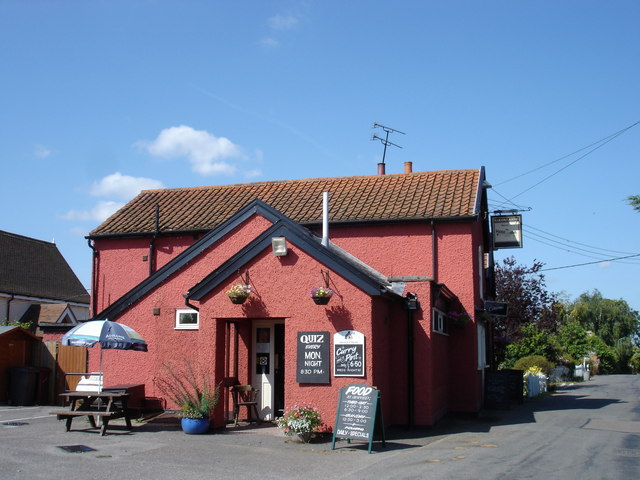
[568,290,639,347]
[8,320,33,330]
[629,351,640,374]
[513,355,555,375]
[557,321,590,360]
[493,257,560,366]
[587,335,616,374]
[627,194,640,213]
[614,338,635,374]
[503,324,560,367]
[154,362,220,419]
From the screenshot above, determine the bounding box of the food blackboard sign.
[296,331,330,384]
[333,330,365,377]
[331,384,385,454]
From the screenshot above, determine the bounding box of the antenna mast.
[372,122,406,164]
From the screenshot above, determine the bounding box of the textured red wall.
[90,213,487,427]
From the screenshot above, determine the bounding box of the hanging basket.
[310,286,333,305]
[312,295,332,305]
[226,283,251,304]
[228,294,249,304]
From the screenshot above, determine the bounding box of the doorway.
[252,320,285,420]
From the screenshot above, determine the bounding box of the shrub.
[630,351,640,374]
[513,355,555,375]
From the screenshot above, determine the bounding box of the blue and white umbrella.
[62,320,148,390]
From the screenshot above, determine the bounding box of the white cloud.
[62,200,123,223]
[268,13,300,30]
[244,169,263,179]
[598,261,612,269]
[140,125,242,176]
[35,145,51,158]
[90,172,164,201]
[259,37,280,48]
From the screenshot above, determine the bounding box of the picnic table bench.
[50,391,132,436]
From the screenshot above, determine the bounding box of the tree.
[493,257,560,366]
[568,290,640,347]
[557,320,590,362]
[503,323,561,367]
[627,194,640,212]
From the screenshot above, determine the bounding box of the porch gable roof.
[94,199,398,321]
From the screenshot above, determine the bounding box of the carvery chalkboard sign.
[333,330,365,377]
[296,331,330,384]
[331,384,385,453]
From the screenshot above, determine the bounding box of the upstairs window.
[175,308,199,330]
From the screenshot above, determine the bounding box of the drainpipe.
[87,239,98,317]
[183,295,199,312]
[4,294,14,325]
[404,292,419,429]
[149,205,159,276]
[322,192,329,247]
[431,220,438,283]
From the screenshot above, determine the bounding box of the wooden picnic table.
[50,391,132,436]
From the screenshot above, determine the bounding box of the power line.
[495,120,640,188]
[526,224,640,256]
[509,121,639,200]
[523,232,640,264]
[539,253,640,272]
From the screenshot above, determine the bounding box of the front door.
[253,320,285,420]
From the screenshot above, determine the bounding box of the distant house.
[87,164,495,427]
[0,230,90,338]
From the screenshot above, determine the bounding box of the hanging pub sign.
[491,215,523,249]
[296,331,330,384]
[484,300,508,317]
[331,384,385,454]
[334,330,365,377]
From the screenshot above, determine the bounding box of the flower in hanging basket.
[310,286,333,305]
[310,286,333,298]
[448,310,471,329]
[226,284,251,304]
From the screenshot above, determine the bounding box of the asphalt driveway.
[1,375,638,479]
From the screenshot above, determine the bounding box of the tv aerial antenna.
[371,122,405,164]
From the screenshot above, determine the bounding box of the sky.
[1,1,639,312]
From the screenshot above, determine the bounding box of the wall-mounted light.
[271,236,288,256]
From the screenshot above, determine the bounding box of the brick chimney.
[404,161,413,174]
[377,162,386,175]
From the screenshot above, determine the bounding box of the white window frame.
[175,308,199,330]
[432,308,449,335]
[477,321,488,369]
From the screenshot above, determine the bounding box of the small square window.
[432,308,449,335]
[175,308,199,330]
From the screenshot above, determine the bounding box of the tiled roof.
[90,169,482,237]
[0,231,90,304]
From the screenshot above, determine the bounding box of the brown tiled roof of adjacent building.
[0,231,90,304]
[89,169,483,237]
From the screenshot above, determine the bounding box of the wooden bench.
[50,391,132,436]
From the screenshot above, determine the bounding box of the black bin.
[8,366,51,406]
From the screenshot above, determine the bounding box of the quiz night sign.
[296,331,330,383]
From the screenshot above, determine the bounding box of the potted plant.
[310,286,334,305]
[154,362,220,434]
[226,284,251,304]
[276,404,323,443]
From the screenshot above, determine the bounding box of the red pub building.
[84,164,494,428]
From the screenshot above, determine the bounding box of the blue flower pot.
[181,417,210,434]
